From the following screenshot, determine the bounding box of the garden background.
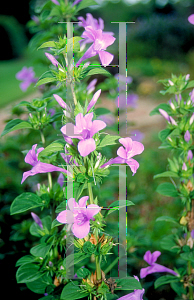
[1,0,194,299]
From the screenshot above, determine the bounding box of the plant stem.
[40,130,45,145]
[95,255,101,281]
[104,257,119,275]
[88,182,94,204]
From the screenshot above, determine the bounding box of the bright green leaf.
[156,216,179,225]
[150,103,171,116]
[38,41,56,49]
[30,243,52,258]
[156,183,179,197]
[1,119,32,137]
[115,276,142,290]
[16,263,43,283]
[154,275,179,289]
[98,135,120,149]
[76,0,97,12]
[86,67,111,77]
[61,281,89,300]
[154,171,179,179]
[38,140,65,158]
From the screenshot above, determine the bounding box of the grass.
[0,50,48,108]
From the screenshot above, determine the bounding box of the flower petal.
[126,158,139,175]
[72,220,90,238]
[98,50,114,66]
[76,44,96,66]
[119,137,133,152]
[101,33,116,49]
[117,146,127,159]
[100,157,125,169]
[53,94,71,111]
[25,144,38,166]
[68,198,79,212]
[188,14,194,25]
[128,141,144,159]
[57,210,74,224]
[87,89,101,112]
[86,204,101,220]
[90,120,106,137]
[78,196,89,209]
[78,138,96,157]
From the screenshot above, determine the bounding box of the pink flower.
[87,78,97,94]
[53,94,71,112]
[21,144,72,183]
[51,0,60,5]
[87,89,101,112]
[76,26,116,67]
[184,130,190,142]
[188,14,194,25]
[60,112,106,157]
[100,137,144,176]
[31,212,43,229]
[16,66,37,91]
[45,52,61,68]
[140,251,178,278]
[57,196,101,238]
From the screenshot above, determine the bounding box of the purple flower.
[130,130,145,142]
[87,78,98,94]
[116,93,138,109]
[76,26,116,67]
[159,108,170,122]
[51,0,60,5]
[190,113,194,125]
[61,146,79,166]
[21,144,72,183]
[140,251,178,279]
[78,13,104,31]
[60,112,106,157]
[97,114,115,126]
[56,196,101,238]
[117,276,144,300]
[182,162,187,171]
[57,173,64,187]
[87,89,101,112]
[45,52,61,67]
[72,0,82,5]
[53,94,71,112]
[188,14,194,25]
[31,212,43,229]
[184,130,190,142]
[101,137,144,176]
[16,66,37,91]
[187,150,193,161]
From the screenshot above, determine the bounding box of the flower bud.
[184,130,190,142]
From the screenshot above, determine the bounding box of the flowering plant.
[1,1,146,299]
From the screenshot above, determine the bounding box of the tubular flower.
[56,196,101,238]
[100,137,144,176]
[45,52,61,68]
[60,112,106,157]
[31,212,43,229]
[140,251,178,278]
[87,89,101,112]
[87,78,98,94]
[21,144,72,183]
[76,26,116,67]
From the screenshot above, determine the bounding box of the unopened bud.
[168,80,174,86]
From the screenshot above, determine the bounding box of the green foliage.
[115,277,142,291]
[154,275,180,289]
[10,193,46,215]
[1,119,33,137]
[60,281,89,300]
[156,183,179,198]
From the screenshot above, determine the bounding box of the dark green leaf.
[160,235,180,253]
[1,119,32,137]
[16,263,43,283]
[61,281,89,300]
[170,282,186,296]
[156,183,179,197]
[10,193,44,215]
[158,128,172,142]
[95,107,112,116]
[180,251,194,262]
[26,274,53,294]
[154,275,179,289]
[156,216,179,226]
[115,276,142,290]
[16,255,36,267]
[38,140,65,158]
[63,253,90,269]
[55,200,66,213]
[154,171,179,179]
[30,243,52,258]
[76,267,91,278]
[86,67,111,77]
[83,241,97,254]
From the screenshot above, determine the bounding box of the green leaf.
[51,219,61,229]
[156,183,179,197]
[76,0,97,11]
[27,274,53,294]
[156,216,179,225]
[83,241,97,254]
[115,276,142,290]
[180,251,194,262]
[36,71,56,87]
[10,193,44,215]
[16,263,43,283]
[186,80,194,89]
[170,281,186,296]
[61,281,89,300]
[76,267,91,278]
[86,67,111,77]
[98,135,120,149]
[154,171,179,179]
[38,41,56,49]
[38,140,65,158]
[158,128,172,142]
[160,235,180,253]
[63,253,90,269]
[16,255,36,267]
[107,200,134,215]
[30,243,52,258]
[150,103,171,116]
[1,119,32,137]
[154,275,179,289]
[55,200,66,213]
